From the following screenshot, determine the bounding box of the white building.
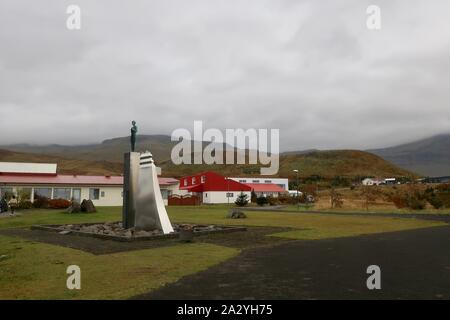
[362,178,384,186]
[229,177,289,190]
[0,162,180,206]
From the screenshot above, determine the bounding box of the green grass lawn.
[0,205,446,299]
[0,235,238,299]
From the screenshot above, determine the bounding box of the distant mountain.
[0,135,414,179]
[369,134,450,177]
[1,135,177,163]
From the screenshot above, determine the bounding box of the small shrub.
[266,196,278,206]
[256,196,268,206]
[17,201,33,210]
[408,198,427,210]
[391,195,408,209]
[436,193,450,208]
[428,196,444,209]
[33,196,49,208]
[48,199,71,209]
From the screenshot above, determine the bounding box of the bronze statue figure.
[131,120,138,152]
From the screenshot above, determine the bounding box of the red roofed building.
[0,162,180,206]
[179,171,252,204]
[178,171,287,204]
[245,183,286,198]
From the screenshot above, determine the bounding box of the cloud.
[0,0,449,150]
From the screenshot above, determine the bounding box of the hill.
[159,149,414,179]
[369,133,450,176]
[0,136,415,179]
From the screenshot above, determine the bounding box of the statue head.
[132,120,136,126]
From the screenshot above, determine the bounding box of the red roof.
[245,183,286,193]
[179,171,252,192]
[0,174,179,186]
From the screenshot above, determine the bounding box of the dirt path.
[134,225,450,299]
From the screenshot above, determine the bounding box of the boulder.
[226,209,247,219]
[80,199,96,213]
[66,201,81,213]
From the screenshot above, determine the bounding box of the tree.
[360,186,379,211]
[330,188,343,209]
[235,192,249,207]
[251,190,257,203]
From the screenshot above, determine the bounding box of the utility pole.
[293,169,299,211]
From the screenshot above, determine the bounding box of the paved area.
[134,225,450,300]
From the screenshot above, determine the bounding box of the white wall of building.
[0,184,177,206]
[202,191,251,204]
[0,162,57,174]
[230,177,289,190]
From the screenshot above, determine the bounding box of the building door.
[72,188,81,203]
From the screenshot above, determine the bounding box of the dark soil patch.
[0,226,292,255]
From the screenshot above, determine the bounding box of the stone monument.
[122,121,174,234]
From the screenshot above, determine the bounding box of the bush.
[277,194,295,205]
[266,196,278,206]
[256,196,268,206]
[428,195,444,209]
[48,198,71,209]
[17,200,33,210]
[408,198,427,210]
[33,196,49,208]
[436,193,450,208]
[391,195,408,209]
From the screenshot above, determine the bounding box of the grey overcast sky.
[0,0,449,151]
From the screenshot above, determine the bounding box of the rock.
[80,199,96,213]
[227,209,247,219]
[124,230,132,237]
[66,202,81,213]
[59,230,71,235]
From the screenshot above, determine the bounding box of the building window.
[54,188,71,200]
[0,187,14,200]
[192,177,196,184]
[184,179,187,186]
[205,193,207,198]
[89,188,100,200]
[201,175,206,183]
[101,191,105,198]
[161,189,169,199]
[252,180,259,183]
[226,192,234,198]
[264,180,272,183]
[239,180,246,183]
[34,188,52,199]
[17,188,32,201]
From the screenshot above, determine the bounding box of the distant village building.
[362,178,384,186]
[421,176,450,184]
[229,177,289,191]
[0,162,179,206]
[362,177,398,186]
